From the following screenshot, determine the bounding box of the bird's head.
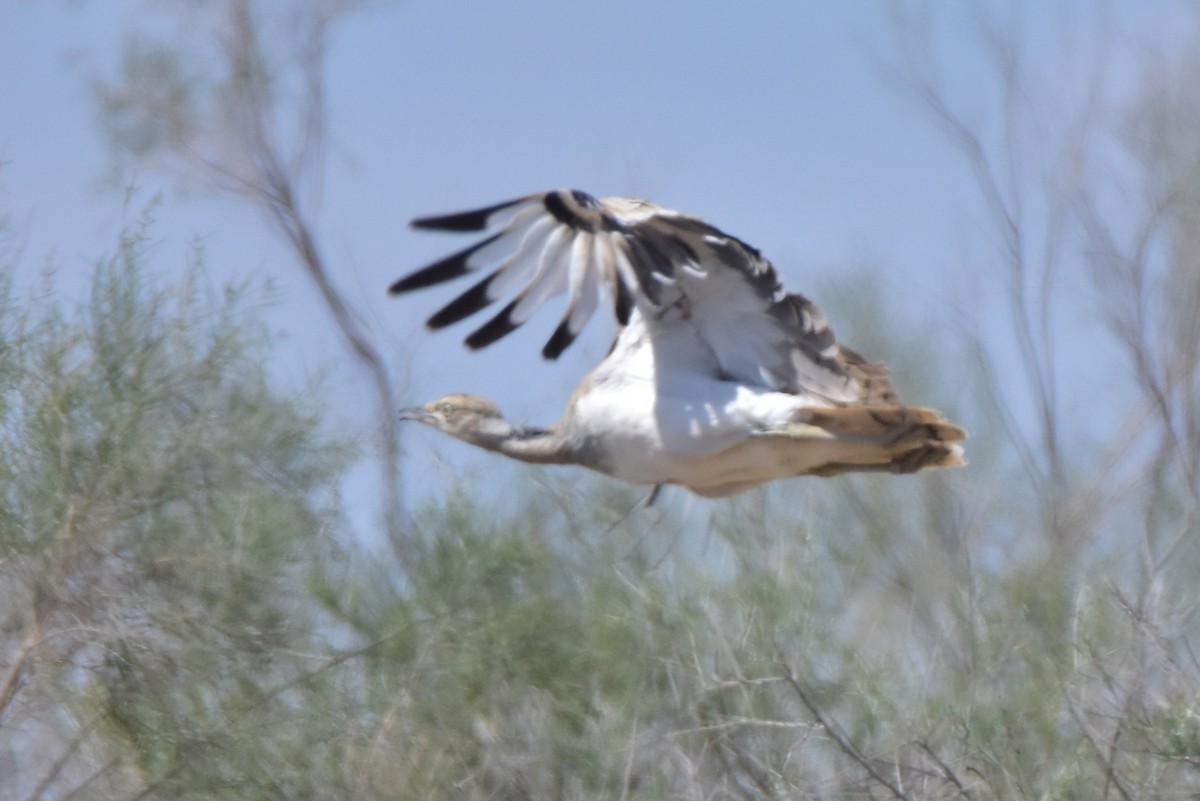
[399,393,506,441]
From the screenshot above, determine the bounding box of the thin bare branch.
[25,714,103,801]
[1067,700,1135,801]
[0,622,42,726]
[916,741,974,801]
[99,0,410,549]
[779,661,913,801]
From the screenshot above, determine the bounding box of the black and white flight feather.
[392,189,965,498]
[391,189,858,404]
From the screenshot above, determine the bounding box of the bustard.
[391,189,965,498]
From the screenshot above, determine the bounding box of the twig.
[916,740,974,801]
[779,660,913,801]
[1067,701,1134,801]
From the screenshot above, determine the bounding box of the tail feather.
[784,404,967,476]
[838,346,900,406]
[800,406,966,445]
[807,443,965,477]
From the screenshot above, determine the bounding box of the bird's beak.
[398,406,435,424]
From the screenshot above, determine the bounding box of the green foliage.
[12,3,1200,798]
[7,208,1200,799]
[310,490,690,800]
[0,211,351,800]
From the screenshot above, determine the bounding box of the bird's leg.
[605,484,664,534]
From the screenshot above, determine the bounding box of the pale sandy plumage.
[392,189,965,498]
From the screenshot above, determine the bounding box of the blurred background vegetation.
[4,2,1200,799]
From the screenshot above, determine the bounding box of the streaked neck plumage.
[454,414,576,466]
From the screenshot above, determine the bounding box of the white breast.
[568,312,813,490]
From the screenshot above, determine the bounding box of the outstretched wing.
[390,189,880,403]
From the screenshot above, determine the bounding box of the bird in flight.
[391,189,965,498]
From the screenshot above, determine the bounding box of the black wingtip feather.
[543,190,587,227]
[388,233,503,295]
[613,274,633,326]
[541,320,576,360]
[464,299,521,350]
[426,274,497,329]
[410,197,528,232]
[388,262,466,294]
[542,189,620,233]
[619,237,664,306]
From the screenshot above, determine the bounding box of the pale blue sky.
[2,1,1190,517]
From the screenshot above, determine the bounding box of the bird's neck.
[461,416,573,465]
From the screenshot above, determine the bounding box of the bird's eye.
[438,402,454,415]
